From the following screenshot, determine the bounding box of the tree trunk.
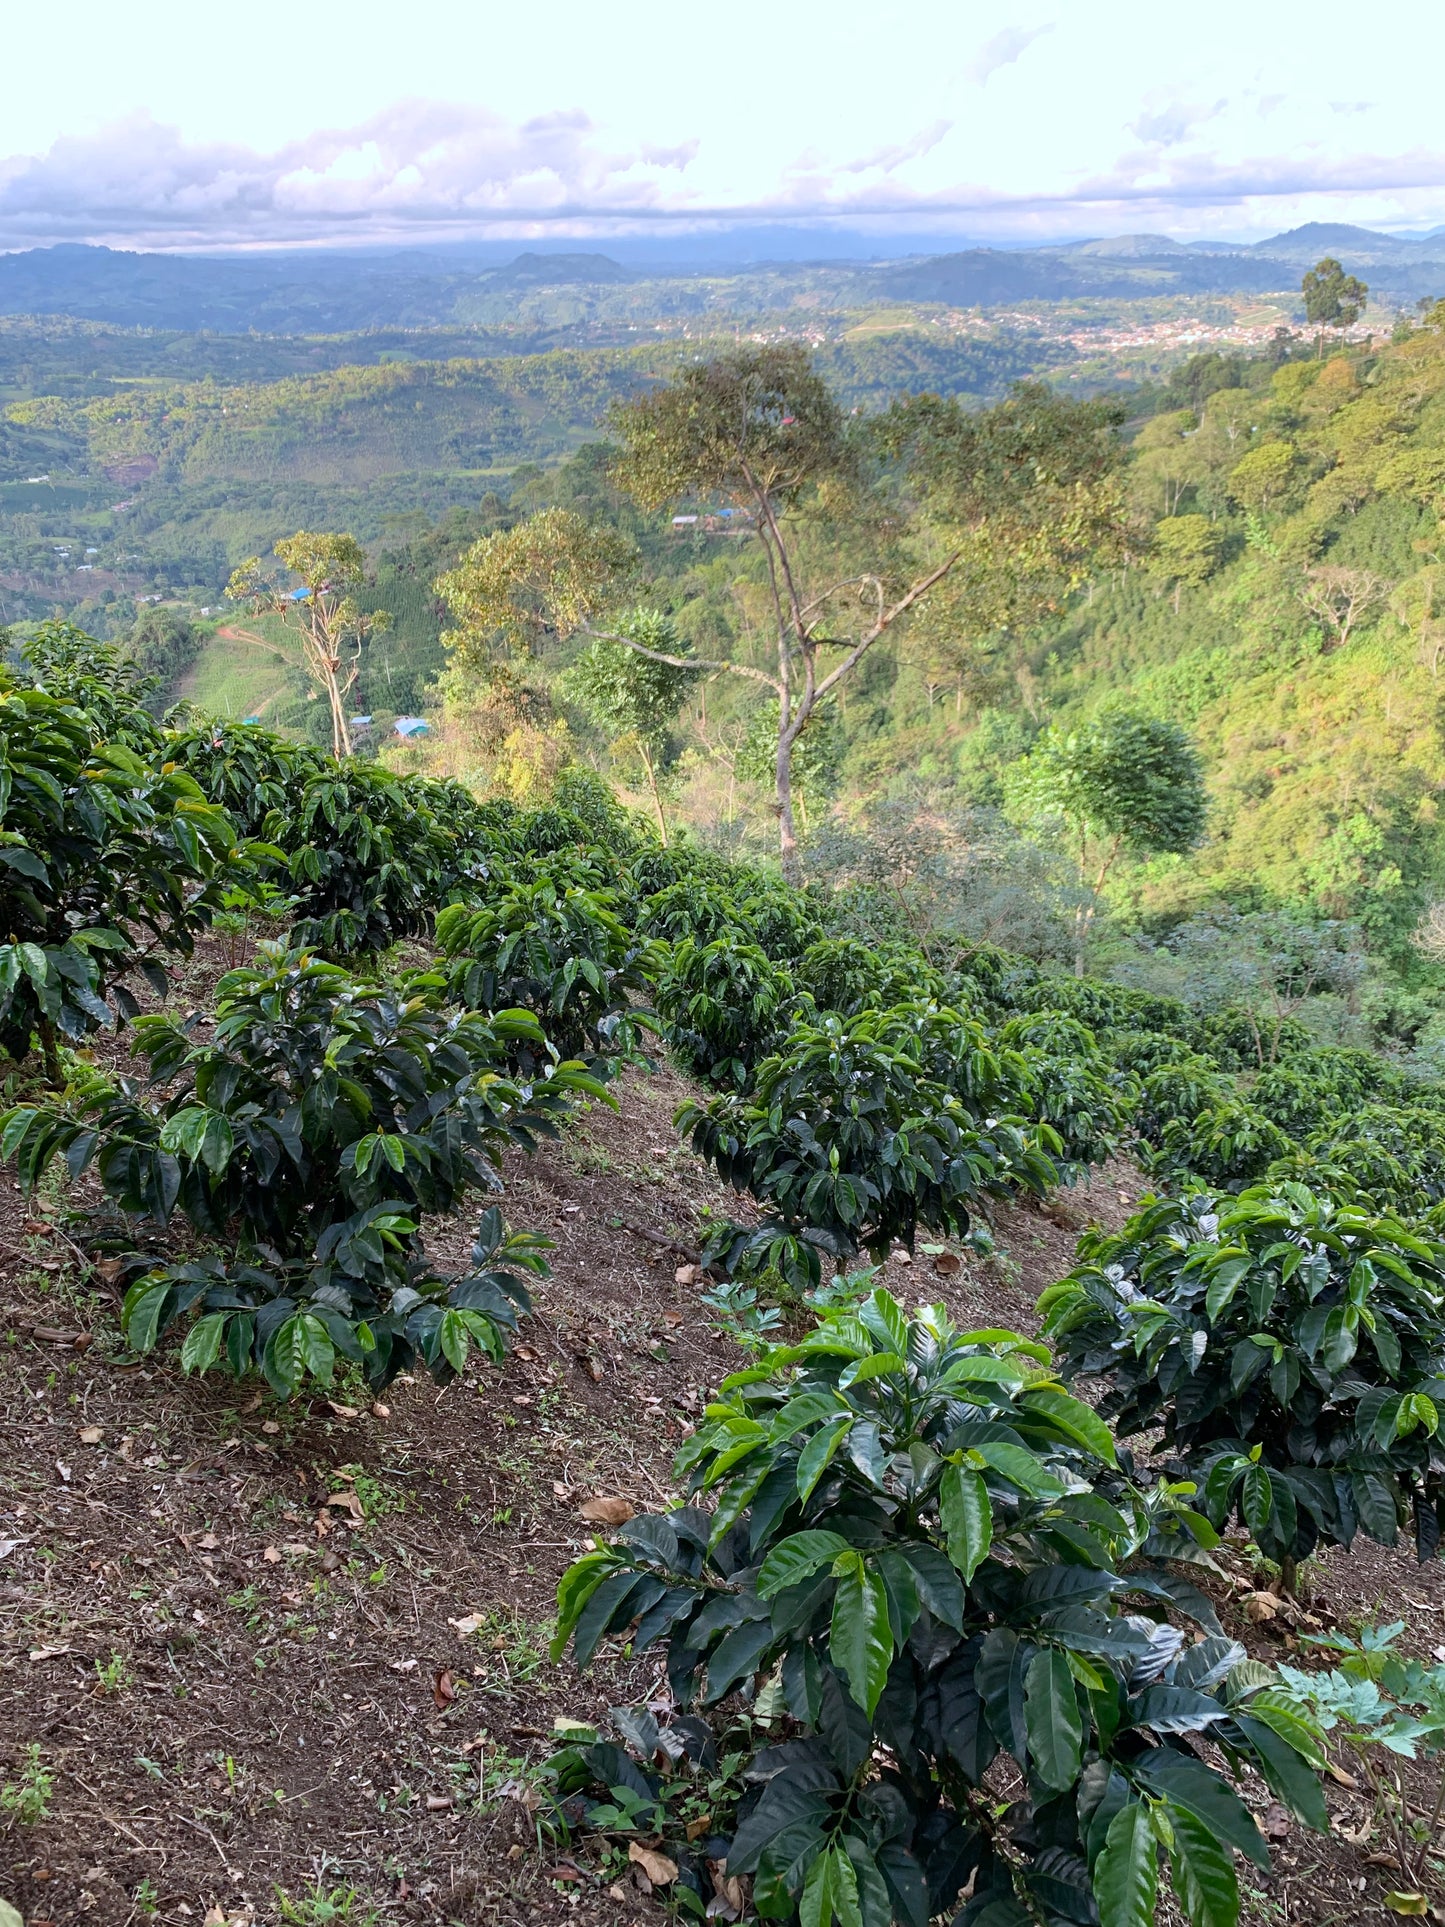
[639,746,668,845]
[37,1015,60,1090]
[776,726,800,884]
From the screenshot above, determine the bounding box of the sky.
[5,0,1445,254]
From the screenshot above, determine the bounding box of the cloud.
[0,106,698,248]
[838,121,954,177]
[2,101,1445,251]
[965,25,1053,86]
[1130,100,1226,148]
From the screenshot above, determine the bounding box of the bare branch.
[811,552,962,707]
[583,626,782,693]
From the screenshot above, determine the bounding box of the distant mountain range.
[1,223,1443,334]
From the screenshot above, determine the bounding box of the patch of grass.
[0,1744,54,1825]
[276,1884,382,1925]
[460,1604,553,1690]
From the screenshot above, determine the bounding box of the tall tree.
[560,608,699,842]
[1301,257,1368,357]
[437,350,1126,878]
[226,533,390,759]
[1010,711,1207,974]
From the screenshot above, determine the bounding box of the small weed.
[0,1744,54,1824]
[134,1874,160,1916]
[700,1278,782,1348]
[276,1884,381,1925]
[460,1605,553,1689]
[94,1650,133,1694]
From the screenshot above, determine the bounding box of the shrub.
[435,871,663,1075]
[796,939,945,1018]
[1131,1057,1230,1146]
[1,946,597,1393]
[1188,1007,1313,1071]
[167,717,325,835]
[0,677,237,1077]
[1104,1030,1202,1077]
[1040,1181,1445,1578]
[552,1288,1324,1927]
[998,1010,1133,1178]
[655,936,799,1088]
[22,622,166,749]
[678,1012,1056,1285]
[270,762,475,956]
[1148,1099,1294,1189]
[637,878,755,948]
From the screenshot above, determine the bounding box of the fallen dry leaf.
[425,1792,453,1810]
[325,1489,365,1522]
[326,1401,360,1419]
[1262,1804,1291,1841]
[579,1495,635,1526]
[549,1863,584,1884]
[1242,1590,1281,1623]
[932,1251,962,1275]
[391,1657,418,1673]
[674,1264,701,1285]
[628,1841,678,1886]
[260,1420,280,1436]
[433,1670,457,1709]
[449,1613,486,1636]
[28,1644,74,1662]
[1326,1760,1360,1789]
[77,1426,103,1445]
[891,1248,913,1265]
[370,1401,391,1419]
[197,1532,220,1551]
[261,1546,281,1564]
[686,1813,712,1841]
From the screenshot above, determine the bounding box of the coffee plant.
[1,945,599,1393]
[553,1289,1324,1927]
[0,675,237,1078]
[678,1012,1057,1286]
[435,870,663,1075]
[1040,1181,1445,1580]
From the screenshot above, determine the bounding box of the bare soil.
[0,1022,1439,1927]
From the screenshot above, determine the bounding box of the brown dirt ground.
[0,983,1441,1927]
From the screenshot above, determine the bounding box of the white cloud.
[965,24,1055,85]
[0,106,699,249]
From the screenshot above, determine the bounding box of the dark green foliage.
[20,622,165,750]
[435,870,662,1075]
[677,1010,1057,1282]
[553,1288,1322,1927]
[0,946,598,1393]
[796,938,945,1019]
[166,717,325,835]
[0,673,236,1071]
[998,1011,1133,1176]
[1133,1058,1232,1146]
[1149,1099,1295,1189]
[637,878,754,948]
[1104,1030,1203,1077]
[654,936,798,1088]
[1041,1183,1445,1568]
[268,762,487,956]
[1189,1008,1314,1072]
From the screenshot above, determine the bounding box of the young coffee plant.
[0,675,237,1079]
[267,761,479,956]
[553,1289,1325,1927]
[796,939,945,1021]
[1040,1181,1445,1582]
[1,946,596,1393]
[655,936,800,1088]
[997,1010,1133,1179]
[435,871,662,1076]
[677,1012,1057,1288]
